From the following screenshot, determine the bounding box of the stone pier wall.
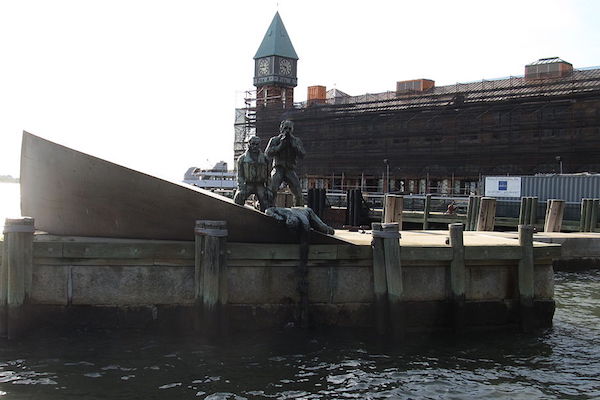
[0,236,558,332]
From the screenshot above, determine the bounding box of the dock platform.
[0,226,569,337]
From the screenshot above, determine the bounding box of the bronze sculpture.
[265,207,334,235]
[234,136,271,211]
[265,120,306,206]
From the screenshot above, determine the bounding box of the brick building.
[234,13,600,195]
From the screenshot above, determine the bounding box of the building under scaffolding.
[236,60,600,194]
[237,13,600,195]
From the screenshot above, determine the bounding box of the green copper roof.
[254,12,298,60]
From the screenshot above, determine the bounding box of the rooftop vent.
[396,79,435,95]
[525,57,573,80]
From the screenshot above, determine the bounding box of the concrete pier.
[0,227,564,336]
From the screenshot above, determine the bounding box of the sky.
[1,0,599,181]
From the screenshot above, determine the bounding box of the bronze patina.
[19,132,343,244]
[233,136,271,211]
[265,120,306,206]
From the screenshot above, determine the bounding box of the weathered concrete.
[71,266,194,305]
[30,265,69,305]
[0,229,562,334]
[479,231,600,270]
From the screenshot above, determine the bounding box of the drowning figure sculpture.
[265,207,335,235]
[234,136,271,211]
[266,205,335,329]
[265,120,306,206]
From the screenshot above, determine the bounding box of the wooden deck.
[334,228,561,248]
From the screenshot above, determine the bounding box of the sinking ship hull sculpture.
[20,132,342,244]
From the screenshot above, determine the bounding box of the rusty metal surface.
[20,132,345,244]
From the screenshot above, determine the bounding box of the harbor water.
[0,182,599,399]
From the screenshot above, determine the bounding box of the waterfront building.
[235,13,600,195]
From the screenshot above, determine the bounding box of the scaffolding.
[233,67,600,191]
[233,90,257,163]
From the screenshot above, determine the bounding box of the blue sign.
[498,181,508,191]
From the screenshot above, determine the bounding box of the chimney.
[307,85,327,105]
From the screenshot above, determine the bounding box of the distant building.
[234,13,600,194]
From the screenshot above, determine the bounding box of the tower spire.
[254,12,298,60]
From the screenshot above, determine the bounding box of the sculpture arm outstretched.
[305,208,334,235]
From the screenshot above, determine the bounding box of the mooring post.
[466,196,482,231]
[449,223,466,332]
[371,223,388,335]
[0,231,6,338]
[383,223,403,337]
[372,222,403,337]
[518,224,535,332]
[544,199,565,232]
[590,199,600,232]
[519,197,535,226]
[471,196,481,231]
[529,197,538,226]
[518,197,527,225]
[194,220,228,335]
[307,188,327,220]
[346,189,362,227]
[423,194,432,230]
[580,199,591,232]
[383,194,404,229]
[466,195,475,231]
[476,197,496,231]
[276,192,294,208]
[0,217,35,339]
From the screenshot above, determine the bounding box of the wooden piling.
[194,220,228,335]
[372,222,403,336]
[591,199,599,232]
[307,188,327,219]
[476,197,496,231]
[275,192,294,208]
[0,217,35,339]
[423,194,432,230]
[471,196,481,231]
[465,195,481,231]
[0,228,6,338]
[518,225,535,332]
[580,199,590,232]
[544,199,565,232]
[466,196,474,231]
[371,223,388,335]
[466,196,482,231]
[529,197,538,226]
[346,189,362,227]
[518,197,527,226]
[383,194,404,229]
[449,223,465,332]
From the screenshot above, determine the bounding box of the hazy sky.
[1,0,598,181]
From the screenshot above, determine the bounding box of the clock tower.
[253,12,298,108]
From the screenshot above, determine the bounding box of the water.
[0,273,594,399]
[0,183,599,399]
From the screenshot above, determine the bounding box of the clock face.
[279,59,292,75]
[258,58,270,76]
